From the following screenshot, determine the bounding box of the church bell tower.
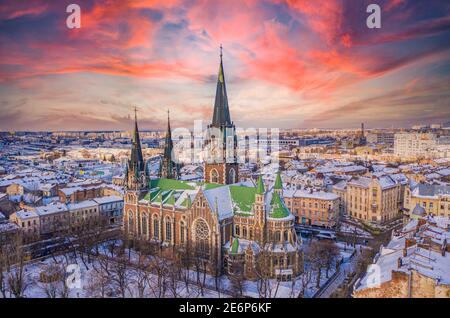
[204,46,239,184]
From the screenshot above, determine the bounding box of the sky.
[0,0,449,131]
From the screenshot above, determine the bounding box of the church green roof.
[150,178,196,191]
[165,191,176,206]
[229,185,256,213]
[231,237,239,254]
[181,195,192,208]
[274,171,282,190]
[256,175,265,195]
[270,192,290,218]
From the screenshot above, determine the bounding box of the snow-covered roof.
[203,186,233,221]
[14,209,39,220]
[35,203,68,216]
[93,195,123,205]
[67,200,98,210]
[283,189,339,200]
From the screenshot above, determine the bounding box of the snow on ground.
[2,240,355,298]
[338,222,373,238]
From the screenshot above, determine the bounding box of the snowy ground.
[3,254,223,298]
[338,222,373,239]
[2,240,355,298]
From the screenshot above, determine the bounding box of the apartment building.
[354,217,450,298]
[9,210,40,239]
[93,195,123,225]
[394,133,436,159]
[284,189,340,228]
[404,184,450,218]
[345,176,400,223]
[9,195,123,239]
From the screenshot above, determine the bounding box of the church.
[123,51,302,281]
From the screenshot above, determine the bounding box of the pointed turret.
[159,110,177,179]
[274,170,283,196]
[211,45,232,128]
[130,107,144,172]
[256,175,265,195]
[126,107,147,191]
[270,191,290,219]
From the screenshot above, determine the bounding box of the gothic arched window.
[242,226,247,239]
[235,225,240,236]
[210,169,219,183]
[142,213,148,237]
[128,211,133,233]
[180,221,186,244]
[194,218,210,257]
[229,168,236,184]
[165,217,172,242]
[275,231,281,242]
[153,215,159,240]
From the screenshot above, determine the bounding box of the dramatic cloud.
[0,0,449,131]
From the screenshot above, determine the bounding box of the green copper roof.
[165,191,176,206]
[229,185,256,213]
[150,178,196,191]
[181,195,192,208]
[270,192,290,218]
[231,237,239,254]
[143,189,160,202]
[256,175,265,195]
[274,171,282,190]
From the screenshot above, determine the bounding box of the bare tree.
[110,253,131,298]
[5,233,29,298]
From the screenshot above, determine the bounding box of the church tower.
[253,175,266,244]
[204,46,239,184]
[125,108,147,192]
[159,110,178,179]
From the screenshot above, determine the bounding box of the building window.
[128,211,133,232]
[180,222,186,244]
[165,217,172,242]
[194,218,210,257]
[235,225,240,236]
[142,214,148,236]
[229,168,236,184]
[153,217,159,239]
[210,169,219,183]
[242,226,247,238]
[275,231,281,242]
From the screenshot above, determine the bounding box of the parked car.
[315,232,337,240]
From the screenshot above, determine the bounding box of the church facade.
[123,52,302,281]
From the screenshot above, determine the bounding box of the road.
[314,250,358,298]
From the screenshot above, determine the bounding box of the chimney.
[405,238,416,249]
[397,258,402,268]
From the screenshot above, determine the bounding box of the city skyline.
[1,0,450,131]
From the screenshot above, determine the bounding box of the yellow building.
[284,189,339,228]
[345,176,400,223]
[404,184,450,218]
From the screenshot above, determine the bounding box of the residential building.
[284,187,339,228]
[404,184,450,218]
[345,176,400,223]
[394,133,437,159]
[354,217,450,298]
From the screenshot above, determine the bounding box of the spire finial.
[220,44,223,60]
[134,106,137,121]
